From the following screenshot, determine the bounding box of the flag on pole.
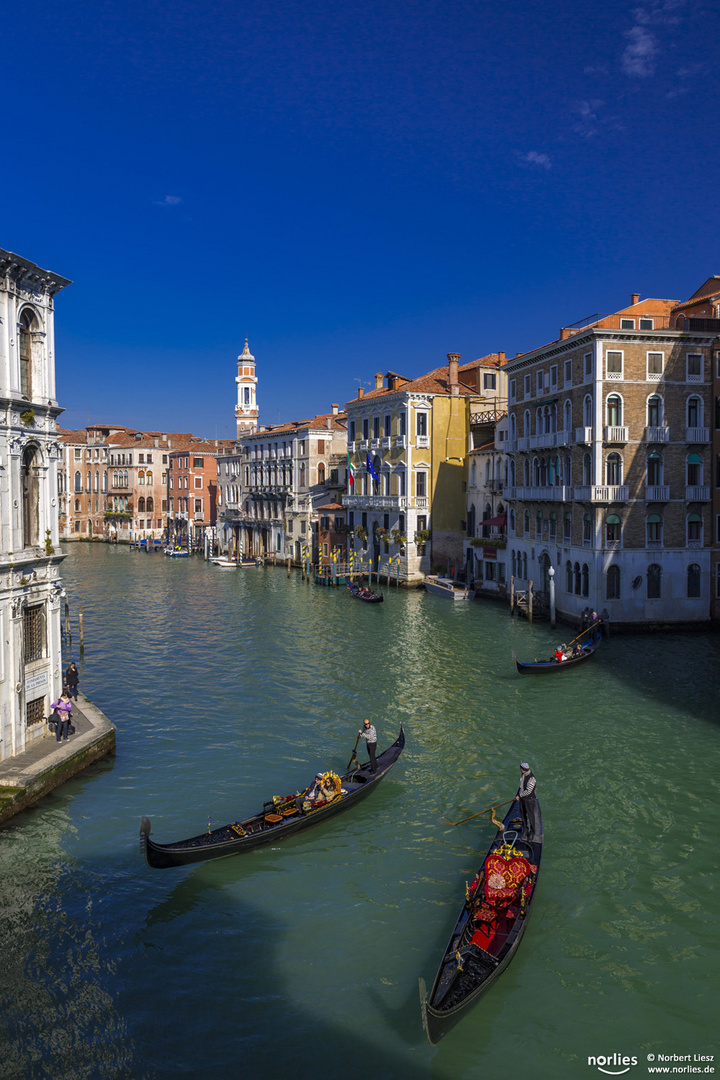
[366,452,380,484]
[347,452,355,488]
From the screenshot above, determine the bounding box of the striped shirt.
[519,771,536,798]
[360,724,377,744]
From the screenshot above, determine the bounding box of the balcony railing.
[503,486,572,502]
[644,426,670,443]
[393,435,407,449]
[381,437,392,449]
[686,427,709,443]
[686,485,710,501]
[604,426,628,443]
[645,485,670,502]
[342,494,410,509]
[574,485,628,503]
[415,435,430,449]
[575,426,593,443]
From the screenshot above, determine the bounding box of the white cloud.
[632,0,685,27]
[573,99,604,137]
[518,151,552,171]
[621,25,659,77]
[154,195,182,207]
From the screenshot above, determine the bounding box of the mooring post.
[548,566,556,629]
[78,607,84,653]
[527,581,533,625]
[510,575,515,614]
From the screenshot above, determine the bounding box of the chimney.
[631,292,640,306]
[357,387,364,399]
[326,416,332,429]
[374,372,383,390]
[497,351,505,364]
[331,403,338,415]
[447,353,460,397]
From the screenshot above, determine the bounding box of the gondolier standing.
[358,718,378,773]
[516,762,540,841]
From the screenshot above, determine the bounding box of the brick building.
[166,440,234,550]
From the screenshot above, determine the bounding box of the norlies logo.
[588,1053,638,1075]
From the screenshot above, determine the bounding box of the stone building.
[343,354,505,584]
[166,439,234,550]
[466,415,509,595]
[502,288,717,627]
[0,248,70,758]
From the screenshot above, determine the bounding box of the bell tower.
[235,338,259,438]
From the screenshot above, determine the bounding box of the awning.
[482,512,507,527]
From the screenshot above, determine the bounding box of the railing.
[686,485,710,501]
[415,435,430,449]
[645,485,670,502]
[574,485,628,502]
[342,495,410,509]
[381,437,392,449]
[575,426,593,443]
[503,486,572,502]
[644,426,670,443]
[604,426,628,442]
[687,538,703,548]
[686,427,709,443]
[393,435,407,449]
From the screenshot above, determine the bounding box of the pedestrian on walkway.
[51,691,73,743]
[65,661,79,701]
[358,718,378,773]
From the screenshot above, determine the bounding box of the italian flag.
[348,452,355,488]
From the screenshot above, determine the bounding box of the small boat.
[208,556,243,568]
[164,547,189,558]
[420,794,543,1044]
[346,581,384,603]
[424,575,471,600]
[140,727,405,868]
[512,635,601,674]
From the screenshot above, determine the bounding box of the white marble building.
[0,249,70,759]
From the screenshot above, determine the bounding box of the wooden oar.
[443,798,515,827]
[564,622,598,651]
[346,733,361,771]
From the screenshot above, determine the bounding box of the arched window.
[647,395,663,427]
[606,394,622,426]
[647,563,662,599]
[606,452,622,486]
[74,498,80,512]
[687,563,701,598]
[146,471,153,485]
[138,469,145,486]
[22,445,40,548]
[102,471,107,492]
[511,550,517,576]
[687,513,702,545]
[646,513,661,547]
[564,512,572,543]
[523,510,530,537]
[146,497,154,512]
[583,394,593,427]
[138,497,146,512]
[510,414,517,441]
[523,458,530,485]
[510,459,516,487]
[94,470,99,492]
[299,463,306,487]
[573,562,581,595]
[524,410,531,437]
[318,462,326,484]
[647,453,662,486]
[566,560,573,592]
[74,470,82,492]
[686,453,702,486]
[606,564,620,600]
[564,399,572,432]
[535,510,543,538]
[605,513,621,546]
[533,456,540,485]
[86,471,91,491]
[549,511,557,541]
[581,564,589,597]
[19,308,37,399]
[687,396,702,428]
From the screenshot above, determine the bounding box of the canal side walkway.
[0,693,116,826]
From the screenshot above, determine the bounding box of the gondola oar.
[442,798,515,827]
[346,733,361,771]
[563,623,596,650]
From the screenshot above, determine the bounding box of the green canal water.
[1,544,719,1080]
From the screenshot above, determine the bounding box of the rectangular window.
[162,500,167,511]
[584,352,593,380]
[549,365,558,390]
[399,412,406,437]
[75,448,82,460]
[194,477,202,489]
[509,378,516,402]
[536,371,544,395]
[620,318,635,329]
[372,417,380,439]
[524,373,531,398]
[416,472,426,497]
[687,353,703,382]
[195,499,202,513]
[639,318,653,330]
[362,419,369,441]
[139,453,145,463]
[483,372,497,390]
[26,697,45,728]
[564,359,572,387]
[317,440,325,454]
[384,414,391,437]
[416,413,427,437]
[193,458,204,468]
[606,351,623,379]
[349,420,356,442]
[23,605,45,663]
[647,352,663,381]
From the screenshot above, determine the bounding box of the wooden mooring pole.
[78,607,85,653]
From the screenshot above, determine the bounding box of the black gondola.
[420,793,543,1044]
[346,581,384,603]
[140,727,404,869]
[512,634,601,674]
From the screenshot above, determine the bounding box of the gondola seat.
[472,849,536,928]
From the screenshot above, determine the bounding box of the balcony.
[381,437,392,449]
[645,485,670,502]
[359,440,369,451]
[370,438,382,449]
[393,435,407,449]
[342,494,410,510]
[686,485,710,501]
[603,426,628,443]
[574,485,628,503]
[415,435,430,449]
[575,426,593,443]
[644,426,670,443]
[556,429,572,447]
[686,427,709,443]
[503,486,572,502]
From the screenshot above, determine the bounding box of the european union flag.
[366,452,380,483]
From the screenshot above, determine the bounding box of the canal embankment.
[0,692,115,826]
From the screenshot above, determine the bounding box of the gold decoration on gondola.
[455,949,464,972]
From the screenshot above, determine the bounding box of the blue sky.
[4,0,719,436]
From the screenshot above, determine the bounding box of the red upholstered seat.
[473,851,536,926]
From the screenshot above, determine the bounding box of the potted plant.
[355,524,368,546]
[392,529,406,553]
[414,528,430,553]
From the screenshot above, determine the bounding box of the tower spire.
[235,339,258,438]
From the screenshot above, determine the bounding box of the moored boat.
[208,556,243,568]
[424,575,471,600]
[512,635,601,674]
[347,581,384,603]
[140,726,405,868]
[164,546,189,558]
[420,793,543,1044]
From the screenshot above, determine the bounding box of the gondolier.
[358,718,378,773]
[516,762,540,841]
